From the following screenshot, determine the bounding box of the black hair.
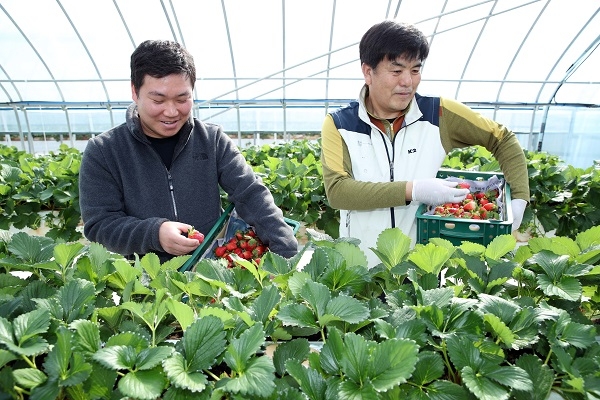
[359,20,429,68]
[130,40,196,95]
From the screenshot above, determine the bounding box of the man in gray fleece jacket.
[79,40,298,262]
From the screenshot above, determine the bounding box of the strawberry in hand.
[187,227,205,243]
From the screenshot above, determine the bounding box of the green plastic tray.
[416,169,513,246]
[179,204,300,272]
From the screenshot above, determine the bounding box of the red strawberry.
[482,202,496,211]
[215,246,227,257]
[463,200,477,211]
[187,228,204,243]
[242,250,253,259]
[457,182,470,189]
[226,241,237,251]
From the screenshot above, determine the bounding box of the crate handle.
[439,229,483,239]
[443,222,481,232]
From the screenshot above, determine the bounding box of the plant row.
[1,142,600,241]
[1,225,599,399]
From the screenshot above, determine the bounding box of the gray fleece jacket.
[79,103,298,262]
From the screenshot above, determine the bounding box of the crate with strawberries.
[416,169,513,246]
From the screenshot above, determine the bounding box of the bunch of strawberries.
[432,182,501,220]
[213,228,268,268]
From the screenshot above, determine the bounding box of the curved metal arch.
[0,3,65,102]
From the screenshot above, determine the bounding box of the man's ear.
[361,63,373,85]
[131,82,138,102]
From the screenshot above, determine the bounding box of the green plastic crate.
[179,203,300,272]
[416,169,513,246]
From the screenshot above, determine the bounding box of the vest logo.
[407,148,417,154]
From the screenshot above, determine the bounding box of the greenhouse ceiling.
[1,0,599,111]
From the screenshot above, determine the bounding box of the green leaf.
[43,326,92,387]
[286,359,327,400]
[165,298,195,331]
[410,351,445,385]
[484,234,516,260]
[12,368,47,389]
[262,250,294,275]
[0,349,18,368]
[53,242,84,271]
[370,338,419,390]
[178,315,226,372]
[537,274,581,301]
[162,352,209,392]
[222,356,275,397]
[118,367,167,400]
[7,232,55,263]
[0,309,50,356]
[93,345,138,370]
[446,335,481,371]
[418,287,454,308]
[486,365,532,391]
[277,303,318,328]
[57,278,96,323]
[319,327,344,375]
[250,285,280,325]
[484,314,515,347]
[425,380,471,400]
[224,322,265,373]
[576,225,600,249]
[530,250,570,281]
[334,240,369,269]
[136,346,173,370]
[340,333,369,383]
[407,243,451,275]
[69,319,101,356]
[513,354,554,400]
[461,366,509,400]
[323,294,369,325]
[477,294,520,324]
[272,338,310,377]
[370,228,411,269]
[320,259,369,295]
[11,308,51,345]
[300,281,331,318]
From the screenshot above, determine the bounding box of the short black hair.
[359,20,429,68]
[130,40,196,95]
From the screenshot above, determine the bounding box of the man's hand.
[411,178,470,205]
[159,221,201,256]
[511,198,527,232]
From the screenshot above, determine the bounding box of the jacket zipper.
[167,170,179,221]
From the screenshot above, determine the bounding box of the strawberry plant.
[1,225,600,399]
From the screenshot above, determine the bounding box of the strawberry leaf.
[286,359,328,399]
[222,356,275,397]
[461,365,510,400]
[118,367,167,400]
[249,285,280,325]
[322,294,369,325]
[224,322,265,373]
[277,303,318,329]
[512,354,554,400]
[408,242,452,275]
[370,338,419,390]
[410,351,445,385]
[370,227,411,270]
[272,338,310,376]
[43,326,92,387]
[178,315,226,371]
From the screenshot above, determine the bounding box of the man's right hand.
[411,178,470,205]
[159,221,201,256]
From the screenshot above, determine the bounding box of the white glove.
[412,178,470,206]
[511,198,527,232]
